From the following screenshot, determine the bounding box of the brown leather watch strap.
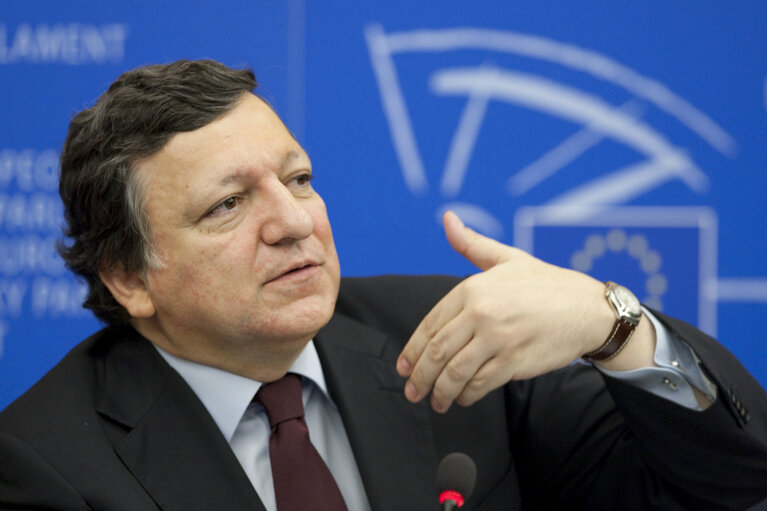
[583,317,638,362]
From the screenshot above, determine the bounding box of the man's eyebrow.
[278,149,309,171]
[213,150,309,187]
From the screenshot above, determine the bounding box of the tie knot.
[254,373,305,428]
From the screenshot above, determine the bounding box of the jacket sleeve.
[509,312,767,511]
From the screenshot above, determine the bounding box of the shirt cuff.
[596,308,718,411]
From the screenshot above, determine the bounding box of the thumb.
[443,210,515,271]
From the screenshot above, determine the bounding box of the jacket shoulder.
[0,324,131,434]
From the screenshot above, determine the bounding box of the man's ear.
[99,267,156,319]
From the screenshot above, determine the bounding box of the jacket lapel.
[94,328,265,511]
[315,313,441,510]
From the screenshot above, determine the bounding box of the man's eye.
[294,174,314,186]
[208,196,240,217]
[221,197,238,209]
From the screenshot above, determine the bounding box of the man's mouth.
[266,260,321,284]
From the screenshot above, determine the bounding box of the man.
[0,59,766,510]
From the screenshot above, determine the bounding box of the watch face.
[607,282,642,324]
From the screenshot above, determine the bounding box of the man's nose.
[259,179,314,245]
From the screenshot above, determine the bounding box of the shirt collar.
[155,340,329,442]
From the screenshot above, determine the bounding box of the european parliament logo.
[364,24,766,336]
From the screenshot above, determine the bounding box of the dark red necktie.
[254,373,348,511]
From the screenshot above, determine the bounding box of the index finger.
[397,287,465,378]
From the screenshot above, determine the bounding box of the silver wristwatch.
[583,281,642,362]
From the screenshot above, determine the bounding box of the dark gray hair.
[58,59,257,324]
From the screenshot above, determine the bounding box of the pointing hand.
[397,211,617,413]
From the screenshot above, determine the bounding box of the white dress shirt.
[156,309,715,510]
[156,341,372,511]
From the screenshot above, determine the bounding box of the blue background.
[1,1,765,415]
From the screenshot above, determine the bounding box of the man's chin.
[258,297,335,339]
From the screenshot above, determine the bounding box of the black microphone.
[436,452,477,510]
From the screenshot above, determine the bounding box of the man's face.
[132,93,340,362]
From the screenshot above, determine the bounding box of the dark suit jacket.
[1,275,767,510]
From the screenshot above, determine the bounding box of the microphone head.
[436,452,477,504]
